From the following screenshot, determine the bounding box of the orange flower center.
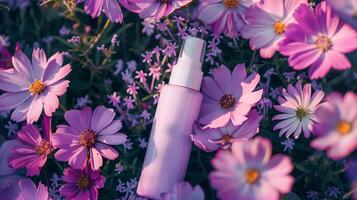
[77,174,90,190]
[29,80,46,95]
[219,94,236,109]
[35,140,54,155]
[79,129,97,147]
[223,0,239,9]
[315,34,331,51]
[274,21,286,34]
[245,168,260,184]
[336,121,352,135]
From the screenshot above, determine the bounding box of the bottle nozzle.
[169,37,206,91]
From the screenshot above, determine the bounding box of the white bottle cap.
[169,37,206,91]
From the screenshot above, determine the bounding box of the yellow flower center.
[77,174,90,190]
[295,107,309,120]
[29,80,46,95]
[336,121,352,135]
[245,168,260,184]
[79,129,97,147]
[219,94,236,109]
[274,21,286,34]
[315,34,331,51]
[35,140,54,155]
[223,0,239,9]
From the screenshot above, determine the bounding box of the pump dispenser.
[137,37,206,199]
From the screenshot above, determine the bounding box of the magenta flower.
[241,0,308,58]
[15,179,48,200]
[8,116,54,176]
[198,0,259,38]
[160,181,205,200]
[311,92,357,160]
[60,167,105,200]
[77,0,124,23]
[279,2,357,79]
[209,137,294,200]
[52,106,127,170]
[192,109,262,152]
[198,64,263,129]
[326,0,357,29]
[0,48,71,124]
[273,82,325,139]
[130,0,192,20]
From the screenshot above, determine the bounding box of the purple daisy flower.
[273,82,325,139]
[198,64,263,129]
[0,48,71,124]
[279,2,357,79]
[15,179,49,200]
[52,106,127,170]
[8,116,55,177]
[60,167,105,200]
[77,0,124,23]
[192,109,262,152]
[130,0,192,20]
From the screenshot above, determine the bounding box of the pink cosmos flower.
[198,0,259,38]
[241,0,308,58]
[77,0,124,23]
[15,179,49,200]
[129,0,192,20]
[279,2,357,79]
[8,116,54,177]
[160,182,205,200]
[311,92,357,160]
[0,48,71,124]
[198,64,263,129]
[0,47,13,70]
[273,82,325,139]
[326,0,357,29]
[209,137,294,200]
[192,109,262,152]
[52,106,127,170]
[60,167,105,200]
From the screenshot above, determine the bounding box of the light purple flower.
[0,140,23,200]
[198,64,263,128]
[0,48,71,124]
[311,92,357,160]
[77,0,124,23]
[9,118,55,177]
[60,167,105,200]
[15,179,49,200]
[326,0,357,29]
[279,2,357,79]
[192,109,262,152]
[273,82,325,139]
[160,182,205,200]
[130,0,192,20]
[241,0,308,58]
[52,106,127,170]
[198,0,259,38]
